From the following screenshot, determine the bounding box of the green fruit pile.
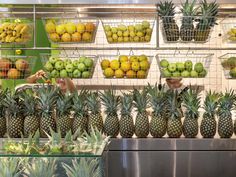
[45,19,96,43]
[0,58,30,79]
[101,54,150,79]
[0,20,32,43]
[44,56,94,78]
[103,21,152,43]
[160,59,207,78]
[221,56,236,78]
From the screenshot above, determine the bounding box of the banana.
[0,32,7,39]
[20,24,29,34]
[15,37,23,43]
[5,35,11,42]
[14,24,24,33]
[12,31,16,36]
[9,36,16,42]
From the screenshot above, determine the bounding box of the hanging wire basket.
[0,18,33,44]
[221,18,236,43]
[218,53,236,79]
[101,17,155,44]
[42,17,99,44]
[0,55,36,80]
[160,16,215,43]
[156,52,213,78]
[99,54,153,79]
[41,53,98,79]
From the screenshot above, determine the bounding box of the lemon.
[15,49,22,55]
[126,70,136,78]
[101,59,110,70]
[121,62,131,72]
[129,55,138,63]
[140,60,150,71]
[131,62,140,71]
[137,70,146,78]
[104,68,114,78]
[110,60,120,70]
[119,55,129,63]
[115,69,124,78]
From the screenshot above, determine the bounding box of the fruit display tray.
[41,53,98,79]
[0,18,33,45]
[0,55,36,80]
[101,18,155,44]
[160,16,214,43]
[221,19,236,43]
[156,53,213,78]
[42,17,99,44]
[99,54,153,79]
[218,53,236,79]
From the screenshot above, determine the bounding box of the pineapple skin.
[218,114,233,138]
[24,115,40,137]
[40,114,56,138]
[88,113,103,133]
[120,114,134,138]
[194,28,210,42]
[150,115,167,138]
[183,117,198,138]
[0,116,6,138]
[135,112,149,138]
[8,116,24,138]
[167,118,182,138]
[200,114,216,138]
[72,114,88,134]
[104,113,119,138]
[180,25,194,41]
[57,115,72,138]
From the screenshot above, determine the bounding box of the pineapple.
[3,91,24,138]
[100,89,120,137]
[56,92,72,137]
[87,92,103,133]
[217,90,235,138]
[0,89,7,138]
[62,158,102,177]
[194,0,218,42]
[159,1,179,41]
[119,93,134,138]
[36,86,58,138]
[133,88,149,138]
[180,0,197,41]
[21,90,39,137]
[200,91,219,138]
[72,91,88,134]
[182,88,201,138]
[166,90,183,138]
[0,158,22,177]
[148,84,167,138]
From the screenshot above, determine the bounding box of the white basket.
[218,53,236,79]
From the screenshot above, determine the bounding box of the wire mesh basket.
[0,55,36,80]
[42,17,99,44]
[101,18,155,44]
[218,53,236,79]
[221,18,236,43]
[160,16,215,43]
[156,52,213,78]
[99,54,153,79]
[41,53,97,79]
[0,18,33,44]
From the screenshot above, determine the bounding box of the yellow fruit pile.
[227,28,236,41]
[101,54,150,79]
[0,21,32,43]
[45,19,96,43]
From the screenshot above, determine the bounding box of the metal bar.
[33,4,36,48]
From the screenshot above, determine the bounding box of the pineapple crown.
[36,86,59,115]
[166,90,183,119]
[21,90,37,116]
[100,89,120,115]
[203,90,219,117]
[120,93,133,116]
[159,1,176,17]
[180,0,198,25]
[72,91,87,117]
[87,92,101,114]
[217,89,236,116]
[56,91,72,117]
[195,0,218,29]
[183,87,201,119]
[147,83,167,116]
[0,89,8,117]
[133,88,149,113]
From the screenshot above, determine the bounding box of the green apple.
[142,21,150,29]
[65,64,74,73]
[82,71,90,78]
[135,24,142,31]
[172,71,181,77]
[128,25,135,31]
[162,68,172,77]
[60,69,68,78]
[111,27,118,34]
[118,24,127,31]
[160,59,169,68]
[230,67,236,78]
[194,62,204,73]
[199,69,207,77]
[73,69,81,78]
[78,63,86,72]
[49,56,58,64]
[44,61,54,72]
[79,56,87,63]
[168,63,176,72]
[73,60,79,67]
[181,70,190,77]
[55,61,64,70]
[190,70,198,77]
[104,25,111,32]
[176,62,185,72]
[185,60,193,71]
[84,58,93,68]
[68,72,73,78]
[50,69,59,78]
[117,31,123,37]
